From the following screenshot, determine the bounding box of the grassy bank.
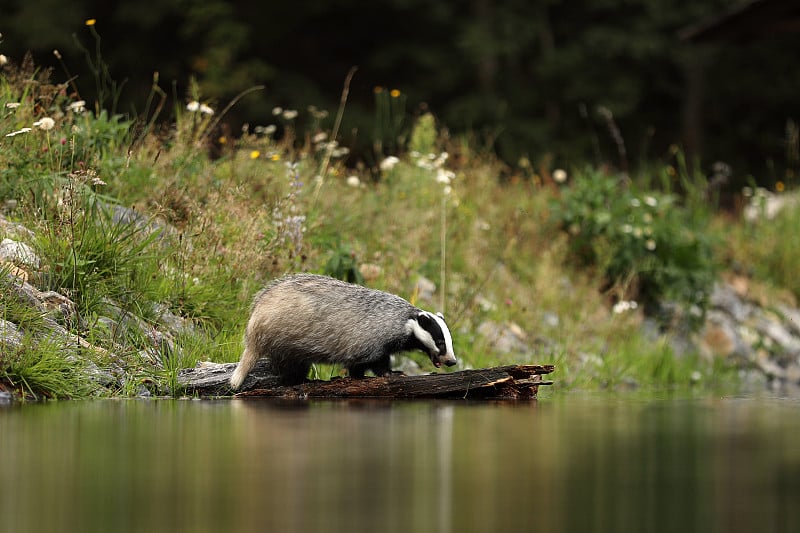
[1,58,796,399]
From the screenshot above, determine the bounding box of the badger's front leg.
[347,354,391,378]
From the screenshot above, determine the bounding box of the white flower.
[313,132,328,144]
[199,104,214,116]
[443,185,452,196]
[33,117,55,130]
[5,127,32,137]
[264,124,277,135]
[379,156,400,171]
[272,106,283,116]
[186,101,200,112]
[436,168,455,184]
[645,239,656,251]
[346,176,361,187]
[644,196,658,207]
[553,168,568,183]
[5,102,20,109]
[331,147,350,158]
[67,100,86,113]
[612,300,638,314]
[282,109,298,120]
[630,198,641,207]
[0,54,8,66]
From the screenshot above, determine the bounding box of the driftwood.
[178,359,554,400]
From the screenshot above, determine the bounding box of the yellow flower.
[218,136,227,145]
[776,181,785,193]
[249,150,260,160]
[85,19,96,26]
[390,89,401,98]
[270,154,281,161]
[373,86,384,94]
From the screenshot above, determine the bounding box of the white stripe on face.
[409,318,438,354]
[432,312,455,359]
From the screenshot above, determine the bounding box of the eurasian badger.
[229,273,457,389]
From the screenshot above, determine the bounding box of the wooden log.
[178,360,554,400]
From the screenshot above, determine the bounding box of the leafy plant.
[551,168,716,321]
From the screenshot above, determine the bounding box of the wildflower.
[621,224,633,234]
[390,89,401,98]
[630,198,641,207]
[346,176,361,187]
[644,195,658,207]
[612,300,638,314]
[0,54,7,66]
[199,104,214,116]
[379,156,400,171]
[85,19,96,26]
[250,150,261,160]
[313,132,328,144]
[331,147,350,158]
[67,100,86,113]
[264,124,277,135]
[5,127,32,137]
[33,117,55,130]
[552,168,568,183]
[186,101,200,112]
[436,168,455,184]
[645,239,656,251]
[272,106,283,116]
[270,153,281,161]
[443,185,452,196]
[776,181,785,193]
[5,102,20,109]
[374,86,384,94]
[282,109,298,120]
[218,136,227,145]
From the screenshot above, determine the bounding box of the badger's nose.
[444,358,457,367]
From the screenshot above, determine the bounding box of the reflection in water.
[1,395,799,533]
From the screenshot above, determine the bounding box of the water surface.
[1,393,798,532]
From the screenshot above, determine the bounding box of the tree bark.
[178,361,554,400]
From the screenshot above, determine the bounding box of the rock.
[477,320,529,354]
[0,238,40,270]
[0,319,23,349]
[415,276,437,303]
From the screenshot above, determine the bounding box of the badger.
[229,273,457,389]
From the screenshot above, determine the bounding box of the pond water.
[1,392,799,533]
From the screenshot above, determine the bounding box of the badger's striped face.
[410,311,457,368]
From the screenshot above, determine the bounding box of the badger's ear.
[436,312,445,320]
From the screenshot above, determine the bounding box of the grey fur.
[229,273,457,389]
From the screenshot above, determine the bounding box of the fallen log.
[178,360,554,400]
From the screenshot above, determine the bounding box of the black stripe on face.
[418,312,446,355]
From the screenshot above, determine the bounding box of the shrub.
[551,169,716,322]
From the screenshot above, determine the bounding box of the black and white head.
[408,311,457,368]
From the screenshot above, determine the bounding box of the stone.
[0,238,40,270]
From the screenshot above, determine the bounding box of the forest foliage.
[2,0,799,186]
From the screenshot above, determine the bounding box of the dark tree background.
[2,0,799,185]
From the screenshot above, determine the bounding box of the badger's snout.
[431,351,457,368]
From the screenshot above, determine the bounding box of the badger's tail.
[229,345,258,390]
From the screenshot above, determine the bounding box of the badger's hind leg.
[273,360,312,385]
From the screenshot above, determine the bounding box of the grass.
[0,51,790,400]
